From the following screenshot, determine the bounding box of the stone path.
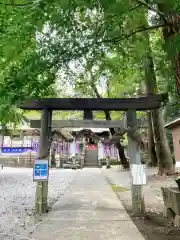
[102,166,176,213]
[32,168,144,240]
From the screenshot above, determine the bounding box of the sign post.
[35,109,52,215]
[33,159,49,181]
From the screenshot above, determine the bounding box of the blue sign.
[2,147,33,154]
[33,159,49,181]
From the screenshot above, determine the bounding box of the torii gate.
[17,93,168,216]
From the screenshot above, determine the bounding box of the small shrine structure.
[165,117,180,167]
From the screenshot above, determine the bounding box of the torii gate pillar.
[35,109,52,214]
[127,110,145,216]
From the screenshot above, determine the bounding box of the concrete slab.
[32,168,144,240]
[32,220,142,240]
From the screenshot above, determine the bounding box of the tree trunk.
[51,147,56,166]
[157,3,180,95]
[151,110,174,175]
[147,111,157,166]
[91,83,129,169]
[143,23,173,175]
[116,141,129,168]
[104,110,129,169]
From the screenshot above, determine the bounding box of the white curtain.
[98,142,104,159]
[69,141,76,157]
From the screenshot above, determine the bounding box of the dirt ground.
[103,167,180,240]
[125,203,180,240]
[133,174,180,240]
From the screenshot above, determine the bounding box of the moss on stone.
[111,185,129,192]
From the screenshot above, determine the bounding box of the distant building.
[165,118,180,167]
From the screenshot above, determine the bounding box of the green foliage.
[0,1,57,124]
[0,0,180,126]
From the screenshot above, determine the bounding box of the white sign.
[131,164,146,185]
[33,159,49,181]
[176,161,180,168]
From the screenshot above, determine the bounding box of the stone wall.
[172,125,180,163]
[162,187,180,227]
[0,154,36,168]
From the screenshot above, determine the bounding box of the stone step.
[84,161,98,164]
[84,163,99,166]
[83,165,100,168]
[84,159,98,162]
[63,163,81,169]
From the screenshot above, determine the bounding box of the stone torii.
[17,93,168,216]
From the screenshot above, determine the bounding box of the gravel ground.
[0,167,77,240]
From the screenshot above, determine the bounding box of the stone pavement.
[32,168,144,240]
[102,166,176,213]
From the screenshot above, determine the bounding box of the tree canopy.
[0,2,179,126]
[1,0,180,173]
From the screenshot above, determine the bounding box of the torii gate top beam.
[30,119,148,129]
[17,93,168,111]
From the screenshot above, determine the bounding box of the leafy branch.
[0,1,32,6]
[55,22,168,64]
[128,3,143,12]
[102,23,167,44]
[135,0,168,23]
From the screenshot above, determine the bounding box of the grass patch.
[111,184,129,192]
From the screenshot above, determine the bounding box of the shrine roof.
[164,117,180,129]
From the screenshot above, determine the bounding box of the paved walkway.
[102,166,175,214]
[32,168,144,240]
